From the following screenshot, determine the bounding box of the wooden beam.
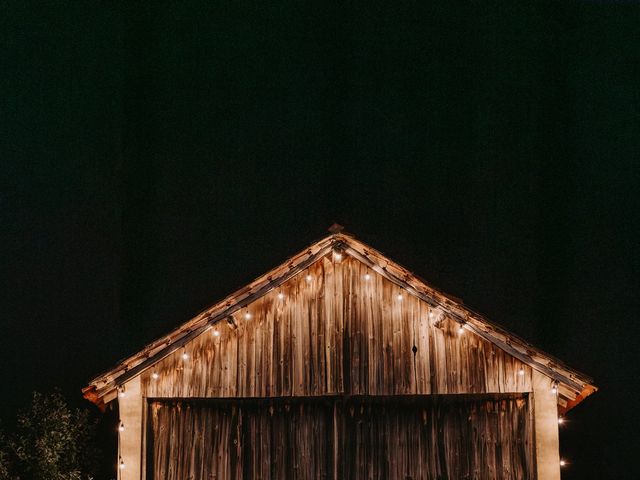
[118,376,143,480]
[533,370,561,480]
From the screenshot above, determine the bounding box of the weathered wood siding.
[142,255,532,398]
[149,399,332,480]
[148,395,534,480]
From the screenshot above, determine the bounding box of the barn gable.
[141,253,534,400]
[85,231,595,413]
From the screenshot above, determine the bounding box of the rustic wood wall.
[148,395,534,480]
[142,255,532,398]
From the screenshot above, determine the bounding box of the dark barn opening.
[148,395,534,479]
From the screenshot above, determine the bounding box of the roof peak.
[327,223,345,234]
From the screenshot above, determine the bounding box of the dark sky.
[1,2,639,478]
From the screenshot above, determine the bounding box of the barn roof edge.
[84,230,597,413]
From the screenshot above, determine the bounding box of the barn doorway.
[146,395,534,480]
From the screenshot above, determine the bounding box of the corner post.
[532,370,561,480]
[118,376,143,480]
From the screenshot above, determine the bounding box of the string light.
[518,368,525,376]
[551,383,558,395]
[118,421,125,432]
[118,386,126,398]
[278,292,285,300]
[334,251,342,261]
[213,329,220,337]
[119,457,125,470]
[182,350,189,361]
[429,311,435,319]
[244,312,252,320]
[397,294,403,301]
[458,324,465,335]
[558,417,565,425]
[151,372,159,380]
[560,459,567,467]
[364,273,371,281]
[305,274,312,283]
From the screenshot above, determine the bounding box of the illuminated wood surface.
[142,255,532,399]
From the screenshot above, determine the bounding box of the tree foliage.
[0,392,99,480]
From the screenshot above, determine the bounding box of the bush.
[0,392,99,480]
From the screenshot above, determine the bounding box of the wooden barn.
[84,228,596,480]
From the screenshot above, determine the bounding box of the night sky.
[1,2,639,479]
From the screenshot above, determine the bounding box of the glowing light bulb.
[334,252,342,261]
[551,385,558,395]
[182,351,189,360]
[118,422,125,432]
[397,294,403,301]
[364,273,371,281]
[118,387,126,398]
[305,274,312,282]
[213,330,220,337]
[244,312,252,320]
[119,458,126,470]
[429,311,435,319]
[458,325,465,335]
[518,368,525,376]
[560,460,567,467]
[558,417,564,425]
[278,292,284,300]
[152,372,159,380]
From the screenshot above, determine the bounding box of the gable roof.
[84,231,596,412]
